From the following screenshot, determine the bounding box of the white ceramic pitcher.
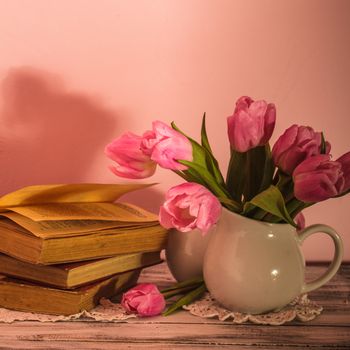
[203,207,343,314]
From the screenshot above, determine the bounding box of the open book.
[0,184,168,264]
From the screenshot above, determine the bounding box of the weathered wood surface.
[0,262,349,350]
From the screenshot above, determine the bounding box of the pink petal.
[293,154,331,175]
[261,103,276,145]
[337,151,350,191]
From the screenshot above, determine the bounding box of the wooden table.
[0,262,349,349]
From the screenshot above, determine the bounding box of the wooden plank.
[0,342,345,350]
[0,322,349,348]
[0,341,325,350]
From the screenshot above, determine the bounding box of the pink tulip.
[121,283,165,317]
[105,132,157,179]
[272,125,331,175]
[227,96,276,152]
[293,155,345,202]
[336,151,350,193]
[141,121,192,171]
[159,182,221,235]
[295,212,306,230]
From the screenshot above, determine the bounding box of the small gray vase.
[165,228,213,282]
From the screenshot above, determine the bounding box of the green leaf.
[226,150,246,202]
[275,170,294,202]
[217,196,242,210]
[200,113,226,186]
[178,160,239,211]
[173,170,194,183]
[245,185,297,227]
[179,160,219,191]
[206,154,226,187]
[226,145,274,203]
[178,160,241,213]
[171,122,207,167]
[285,198,305,217]
[276,171,292,189]
[242,201,256,215]
[201,113,213,154]
[242,202,267,220]
[172,121,213,186]
[174,169,207,187]
[257,145,275,193]
[162,283,207,316]
[244,145,275,201]
[173,119,226,187]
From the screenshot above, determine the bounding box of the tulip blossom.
[227,96,276,152]
[159,182,221,235]
[295,212,306,230]
[121,283,166,317]
[272,125,331,175]
[293,155,345,202]
[105,132,157,179]
[141,121,192,171]
[336,151,350,193]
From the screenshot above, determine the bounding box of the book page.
[0,212,156,237]
[0,183,154,209]
[6,202,158,222]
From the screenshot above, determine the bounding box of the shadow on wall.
[121,187,165,214]
[0,67,116,195]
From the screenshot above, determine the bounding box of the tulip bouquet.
[105,96,350,315]
[106,96,350,231]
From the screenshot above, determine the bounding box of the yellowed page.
[40,222,160,239]
[0,183,154,209]
[0,212,154,237]
[6,202,158,222]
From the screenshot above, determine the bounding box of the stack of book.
[0,183,168,315]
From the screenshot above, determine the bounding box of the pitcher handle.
[298,224,343,294]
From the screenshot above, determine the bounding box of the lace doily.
[0,293,322,325]
[0,298,137,323]
[183,293,323,325]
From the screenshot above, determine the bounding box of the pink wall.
[0,0,349,261]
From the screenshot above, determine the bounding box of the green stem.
[218,197,242,213]
[226,149,246,203]
[173,170,206,187]
[162,285,201,299]
[161,277,203,294]
[275,171,294,201]
[285,197,302,217]
[262,213,283,223]
[162,283,207,316]
[249,207,269,220]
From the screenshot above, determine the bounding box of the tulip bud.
[227,96,276,152]
[141,121,192,171]
[105,132,157,179]
[293,155,345,202]
[159,182,221,235]
[121,283,166,317]
[272,125,331,175]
